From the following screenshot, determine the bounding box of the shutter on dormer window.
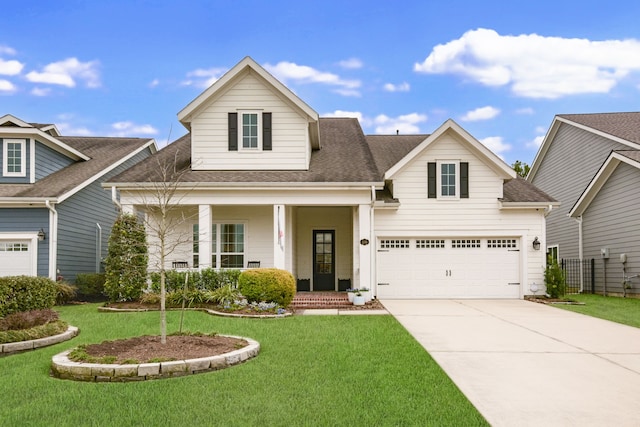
[228,113,238,151]
[460,162,469,198]
[427,162,436,198]
[263,112,272,151]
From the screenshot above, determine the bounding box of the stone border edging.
[50,335,260,382]
[98,305,292,318]
[1,326,79,355]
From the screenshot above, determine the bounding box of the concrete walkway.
[381,299,640,427]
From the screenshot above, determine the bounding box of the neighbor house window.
[547,245,559,264]
[212,223,245,268]
[3,139,26,177]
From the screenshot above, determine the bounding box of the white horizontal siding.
[191,71,310,170]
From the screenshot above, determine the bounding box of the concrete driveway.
[381,299,640,427]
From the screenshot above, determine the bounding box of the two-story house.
[106,57,556,299]
[529,112,640,295]
[0,115,156,282]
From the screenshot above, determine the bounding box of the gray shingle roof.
[366,134,428,174]
[615,150,640,163]
[109,118,382,184]
[501,177,557,203]
[0,136,152,198]
[558,112,640,145]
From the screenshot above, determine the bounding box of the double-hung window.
[193,222,246,269]
[440,162,457,197]
[228,112,272,151]
[3,139,26,177]
[241,112,259,149]
[428,161,469,199]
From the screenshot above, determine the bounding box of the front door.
[313,230,335,291]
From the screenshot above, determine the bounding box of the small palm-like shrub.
[56,282,77,305]
[544,262,566,299]
[237,268,295,307]
[0,276,58,317]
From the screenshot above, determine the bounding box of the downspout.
[370,186,376,297]
[96,223,102,273]
[111,186,122,211]
[575,216,584,292]
[45,200,57,281]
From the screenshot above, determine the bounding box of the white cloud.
[527,135,545,148]
[535,126,547,134]
[0,58,23,76]
[516,107,535,115]
[374,113,427,134]
[415,28,640,99]
[26,58,100,88]
[149,78,160,88]
[461,106,500,122]
[337,58,363,69]
[0,79,16,92]
[181,67,227,88]
[110,121,158,137]
[383,82,410,92]
[56,122,93,136]
[0,45,17,55]
[265,61,361,96]
[480,136,511,157]
[31,87,51,96]
[323,110,364,121]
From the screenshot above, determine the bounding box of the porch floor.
[291,292,351,309]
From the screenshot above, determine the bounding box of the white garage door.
[377,238,521,299]
[0,241,33,277]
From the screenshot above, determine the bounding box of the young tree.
[135,150,195,344]
[104,213,148,302]
[511,160,531,178]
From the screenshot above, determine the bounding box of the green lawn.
[0,304,487,426]
[556,294,640,328]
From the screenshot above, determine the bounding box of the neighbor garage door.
[0,241,34,277]
[376,237,521,299]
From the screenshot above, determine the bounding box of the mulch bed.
[82,335,246,364]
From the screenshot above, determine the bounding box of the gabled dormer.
[0,114,88,184]
[178,57,320,171]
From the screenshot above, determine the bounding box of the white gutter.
[45,200,58,280]
[111,186,122,211]
[544,204,554,217]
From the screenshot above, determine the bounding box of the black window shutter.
[460,162,469,198]
[228,113,238,151]
[427,162,436,198]
[263,112,272,151]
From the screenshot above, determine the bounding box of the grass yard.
[0,304,487,427]
[556,294,640,328]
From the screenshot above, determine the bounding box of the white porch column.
[273,205,285,269]
[199,205,212,269]
[358,204,372,290]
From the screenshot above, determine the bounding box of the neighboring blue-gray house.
[0,114,156,282]
[528,112,640,296]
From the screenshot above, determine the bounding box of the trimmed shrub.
[544,262,566,299]
[0,276,58,318]
[104,214,148,302]
[0,308,59,331]
[237,268,296,307]
[75,273,106,300]
[55,282,77,305]
[149,268,241,292]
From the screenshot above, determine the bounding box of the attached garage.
[0,240,35,277]
[376,237,521,299]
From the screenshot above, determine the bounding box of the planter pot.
[347,292,355,303]
[353,295,365,306]
[361,290,372,302]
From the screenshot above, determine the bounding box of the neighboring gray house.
[0,114,156,282]
[528,112,640,295]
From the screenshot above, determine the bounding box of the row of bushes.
[149,268,241,293]
[0,276,58,317]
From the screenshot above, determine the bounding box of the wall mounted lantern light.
[37,229,46,241]
[532,237,540,251]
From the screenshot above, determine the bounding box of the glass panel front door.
[313,230,335,291]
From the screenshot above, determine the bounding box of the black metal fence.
[561,258,595,294]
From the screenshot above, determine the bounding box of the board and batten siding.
[190,71,311,171]
[582,162,640,296]
[0,208,49,276]
[531,123,629,259]
[56,147,152,283]
[374,132,546,293]
[35,140,74,180]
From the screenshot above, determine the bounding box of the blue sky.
[2,1,640,165]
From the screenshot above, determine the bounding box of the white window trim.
[3,139,27,177]
[238,111,262,151]
[547,245,559,264]
[211,221,248,269]
[436,160,460,200]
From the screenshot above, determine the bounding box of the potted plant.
[346,288,356,303]
[360,287,371,302]
[352,291,365,306]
